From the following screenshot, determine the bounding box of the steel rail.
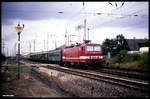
[99,68,149,80]
[43,65,149,93]
[21,61,149,93]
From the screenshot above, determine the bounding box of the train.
[27,40,103,67]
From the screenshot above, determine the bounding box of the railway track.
[1,64,18,72]
[64,65,149,81]
[79,67,149,82]
[21,60,149,93]
[21,60,149,80]
[97,68,149,81]
[43,65,149,93]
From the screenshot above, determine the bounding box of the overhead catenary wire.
[63,2,87,45]
[85,5,147,30]
[108,2,125,9]
[66,2,146,42]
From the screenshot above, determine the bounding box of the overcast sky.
[1,2,149,56]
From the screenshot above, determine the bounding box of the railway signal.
[15,22,24,80]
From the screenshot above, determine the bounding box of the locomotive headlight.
[100,56,103,59]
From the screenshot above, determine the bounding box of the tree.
[102,38,117,56]
[116,50,128,63]
[140,41,149,47]
[102,38,111,55]
[102,34,129,57]
[115,34,129,52]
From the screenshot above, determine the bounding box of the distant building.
[126,38,148,51]
[139,47,149,53]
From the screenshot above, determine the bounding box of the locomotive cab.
[62,41,103,67]
[85,44,103,65]
[79,43,103,65]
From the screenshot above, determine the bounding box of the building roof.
[126,38,148,51]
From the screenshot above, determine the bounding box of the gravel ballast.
[38,67,149,98]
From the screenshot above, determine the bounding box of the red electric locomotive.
[62,40,103,67]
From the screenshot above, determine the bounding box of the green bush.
[102,57,118,67]
[139,53,149,71]
[139,53,149,64]
[102,57,107,66]
[103,52,149,71]
[122,52,149,71]
[116,50,128,63]
[123,53,141,62]
[131,53,141,61]
[109,57,119,64]
[122,54,131,62]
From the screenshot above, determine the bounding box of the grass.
[20,65,31,72]
[48,88,62,96]
[112,61,140,70]
[1,72,12,95]
[1,64,31,96]
[3,60,31,73]
[7,60,31,72]
[9,61,17,65]
[1,83,10,95]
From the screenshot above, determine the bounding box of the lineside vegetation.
[103,51,149,72]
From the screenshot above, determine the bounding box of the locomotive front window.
[94,46,101,51]
[87,46,94,51]
[87,45,101,51]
